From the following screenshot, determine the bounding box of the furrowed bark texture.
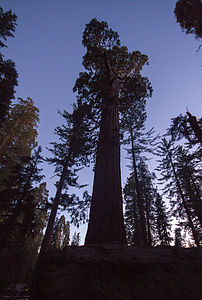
[85,100,126,244]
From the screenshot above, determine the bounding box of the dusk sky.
[2,0,202,242]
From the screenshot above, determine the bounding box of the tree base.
[31,245,202,300]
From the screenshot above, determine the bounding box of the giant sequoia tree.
[74,19,152,244]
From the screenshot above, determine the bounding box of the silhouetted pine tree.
[156,138,201,247]
[50,215,70,249]
[174,146,202,228]
[71,232,80,246]
[124,159,172,247]
[0,6,18,121]
[174,0,202,40]
[167,112,202,147]
[40,108,94,254]
[153,190,172,246]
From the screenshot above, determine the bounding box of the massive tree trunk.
[85,95,126,244]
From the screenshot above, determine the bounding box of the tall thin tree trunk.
[132,195,142,246]
[189,174,202,227]
[130,128,147,246]
[31,160,70,299]
[40,159,69,254]
[145,193,152,247]
[85,99,126,244]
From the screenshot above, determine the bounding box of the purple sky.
[2,0,202,243]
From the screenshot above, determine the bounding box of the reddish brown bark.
[85,99,126,244]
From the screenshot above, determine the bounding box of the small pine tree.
[154,191,172,246]
[174,228,184,247]
[50,215,70,249]
[71,232,80,246]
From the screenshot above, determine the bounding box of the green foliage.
[47,108,94,173]
[0,98,40,207]
[73,18,152,138]
[46,109,93,227]
[0,6,18,120]
[156,138,201,246]
[0,146,48,248]
[71,232,80,246]
[0,180,49,288]
[0,98,50,288]
[0,97,39,158]
[50,215,70,249]
[61,190,91,227]
[167,113,202,148]
[0,7,17,48]
[174,0,202,40]
[124,173,142,245]
[77,15,152,142]
[154,191,172,246]
[124,159,172,247]
[174,227,185,247]
[74,19,152,244]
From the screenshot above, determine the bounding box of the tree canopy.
[0,6,18,121]
[174,0,202,40]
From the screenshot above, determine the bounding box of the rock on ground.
[32,245,202,300]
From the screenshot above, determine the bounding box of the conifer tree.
[154,190,172,246]
[50,215,70,249]
[0,146,48,250]
[40,108,94,254]
[0,6,18,120]
[174,146,202,228]
[0,98,40,232]
[0,97,39,160]
[156,138,201,247]
[0,145,49,289]
[123,126,157,246]
[174,227,184,247]
[124,173,142,246]
[124,159,172,247]
[167,112,202,147]
[74,19,152,244]
[71,232,80,246]
[174,0,202,40]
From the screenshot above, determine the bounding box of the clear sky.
[1,0,202,243]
